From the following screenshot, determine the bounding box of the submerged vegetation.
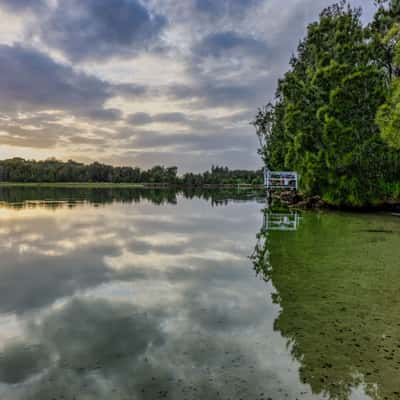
[0,158,263,186]
[254,0,400,207]
[252,209,400,399]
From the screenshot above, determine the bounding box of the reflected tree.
[0,187,265,209]
[252,210,400,399]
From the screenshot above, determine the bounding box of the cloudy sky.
[0,0,375,172]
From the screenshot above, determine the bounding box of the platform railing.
[264,169,298,191]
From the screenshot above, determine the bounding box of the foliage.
[181,165,263,186]
[254,1,400,207]
[376,22,400,149]
[0,158,263,186]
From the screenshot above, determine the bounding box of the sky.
[0,0,376,172]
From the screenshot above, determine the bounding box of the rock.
[290,195,326,209]
[309,195,325,208]
[279,190,303,205]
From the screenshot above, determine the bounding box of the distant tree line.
[253,0,400,207]
[180,165,263,186]
[0,158,263,186]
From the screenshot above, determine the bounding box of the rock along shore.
[274,190,400,213]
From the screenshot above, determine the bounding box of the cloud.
[0,118,78,148]
[127,112,188,126]
[112,83,149,99]
[0,44,111,116]
[127,129,256,152]
[193,0,262,19]
[86,108,122,122]
[38,0,167,61]
[152,112,188,123]
[195,30,271,59]
[127,112,154,126]
[166,78,275,109]
[0,44,136,150]
[0,0,45,12]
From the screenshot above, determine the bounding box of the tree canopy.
[376,21,400,149]
[254,0,400,207]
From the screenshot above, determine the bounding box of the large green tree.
[254,1,400,207]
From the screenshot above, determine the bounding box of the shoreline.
[1,183,398,212]
[0,182,265,189]
[274,191,400,213]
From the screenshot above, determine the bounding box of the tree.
[254,1,400,206]
[376,23,400,149]
[369,0,400,82]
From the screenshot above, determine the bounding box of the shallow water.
[0,188,399,400]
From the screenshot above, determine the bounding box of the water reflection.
[0,189,314,400]
[253,210,400,400]
[252,207,302,282]
[0,190,398,400]
[0,186,264,209]
[263,211,301,231]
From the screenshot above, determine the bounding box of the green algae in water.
[254,210,400,400]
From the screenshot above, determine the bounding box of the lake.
[0,188,399,400]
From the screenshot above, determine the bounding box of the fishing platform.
[261,168,301,231]
[263,169,298,191]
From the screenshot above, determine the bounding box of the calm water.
[0,188,399,400]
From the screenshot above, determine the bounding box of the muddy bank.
[272,191,400,213]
